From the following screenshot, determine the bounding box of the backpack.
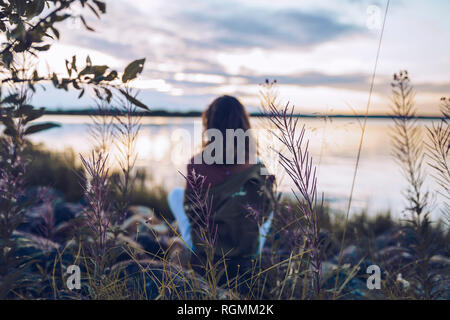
[184,163,274,261]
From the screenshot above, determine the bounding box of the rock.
[13,230,60,254]
[430,255,450,271]
[52,218,84,243]
[135,231,164,256]
[375,228,414,249]
[342,278,370,300]
[318,230,339,259]
[377,246,409,259]
[321,261,337,276]
[18,198,82,240]
[376,246,413,270]
[128,205,159,222]
[113,259,198,299]
[148,223,170,235]
[53,201,82,225]
[166,237,190,268]
[320,263,371,299]
[338,245,363,265]
[21,186,63,204]
[18,203,52,235]
[123,206,170,238]
[121,214,148,234]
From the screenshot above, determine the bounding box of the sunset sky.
[34,0,450,115]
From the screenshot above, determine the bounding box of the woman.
[183,95,274,278]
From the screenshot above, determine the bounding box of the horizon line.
[42,109,445,120]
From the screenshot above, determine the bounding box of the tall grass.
[260,95,323,297]
[111,87,142,226]
[389,71,444,299]
[425,97,449,223]
[74,86,145,298]
[1,68,448,300]
[80,151,112,271]
[0,64,38,297]
[183,170,224,298]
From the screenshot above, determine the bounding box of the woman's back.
[182,95,274,267]
[184,160,273,260]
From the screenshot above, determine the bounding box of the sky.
[33,0,450,115]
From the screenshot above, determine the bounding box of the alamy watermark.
[366,5,383,31]
[366,264,381,290]
[170,125,283,176]
[66,265,81,290]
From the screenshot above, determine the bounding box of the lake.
[29,115,445,220]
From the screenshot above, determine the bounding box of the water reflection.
[29,115,442,219]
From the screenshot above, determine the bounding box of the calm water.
[29,115,444,220]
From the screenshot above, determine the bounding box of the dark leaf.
[94,0,107,14]
[53,14,71,22]
[88,3,100,18]
[24,122,60,135]
[104,87,112,103]
[80,15,95,31]
[72,55,78,72]
[26,0,46,19]
[104,70,118,81]
[15,104,34,117]
[33,44,51,51]
[51,73,58,87]
[72,80,81,90]
[51,26,60,40]
[1,93,19,104]
[122,58,146,83]
[65,59,72,77]
[2,122,17,137]
[119,89,149,111]
[78,88,85,99]
[24,108,45,124]
[1,50,13,67]
[92,65,108,77]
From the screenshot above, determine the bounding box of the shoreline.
[42,109,444,120]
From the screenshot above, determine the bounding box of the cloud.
[166,70,369,90]
[67,0,363,64]
[176,4,362,49]
[30,0,450,115]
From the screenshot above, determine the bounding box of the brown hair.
[202,95,254,165]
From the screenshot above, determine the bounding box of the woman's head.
[202,95,255,165]
[203,95,250,133]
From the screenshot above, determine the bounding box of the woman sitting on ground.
[183,95,274,280]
